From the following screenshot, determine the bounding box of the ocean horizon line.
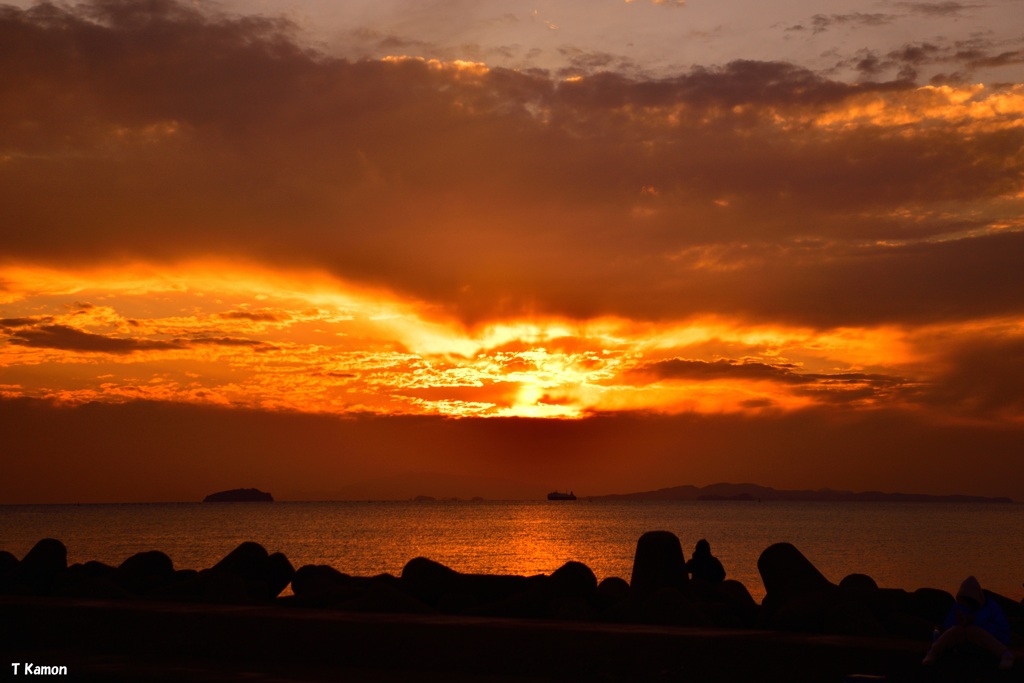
[3,480,1019,506]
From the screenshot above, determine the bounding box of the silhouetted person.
[922,576,1013,670]
[686,538,725,584]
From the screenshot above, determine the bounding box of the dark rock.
[1003,593,1024,637]
[437,590,480,614]
[984,589,1023,622]
[456,573,540,607]
[688,576,723,603]
[712,579,760,628]
[987,591,1024,640]
[758,542,837,632]
[54,577,129,599]
[201,569,256,604]
[824,601,887,637]
[637,587,710,627]
[400,557,460,607]
[908,587,954,625]
[866,588,912,620]
[291,564,350,601]
[402,557,548,616]
[434,573,541,616]
[15,538,67,595]
[21,538,68,573]
[630,531,688,601]
[757,542,834,604]
[461,579,549,619]
[211,541,269,580]
[598,597,641,624]
[684,577,759,628]
[265,552,295,598]
[307,574,374,609]
[119,550,174,579]
[548,561,597,601]
[546,595,598,621]
[883,611,935,640]
[717,579,759,611]
[54,563,129,600]
[839,573,878,592]
[204,542,293,602]
[511,562,600,622]
[148,569,204,601]
[595,576,630,609]
[835,580,919,639]
[0,550,17,575]
[768,590,830,632]
[79,560,118,578]
[697,601,748,628]
[336,575,432,615]
[117,551,175,594]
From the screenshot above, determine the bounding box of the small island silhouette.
[202,488,274,503]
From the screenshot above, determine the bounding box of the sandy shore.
[6,595,1009,683]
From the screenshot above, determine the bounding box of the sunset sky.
[2,0,1023,503]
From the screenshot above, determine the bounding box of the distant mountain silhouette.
[587,482,1013,504]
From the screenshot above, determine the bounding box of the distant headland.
[202,488,274,503]
[587,482,1014,504]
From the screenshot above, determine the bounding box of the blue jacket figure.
[686,539,726,584]
[922,576,1014,671]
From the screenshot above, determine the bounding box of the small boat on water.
[547,490,577,501]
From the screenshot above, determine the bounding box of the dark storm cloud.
[1,0,1022,328]
[495,228,1023,329]
[922,336,1024,417]
[6,324,185,354]
[889,43,945,66]
[4,323,271,354]
[793,2,992,38]
[633,359,806,383]
[556,47,648,78]
[631,359,907,396]
[840,38,1024,79]
[218,310,290,322]
[895,2,987,17]
[806,13,898,34]
[189,336,274,349]
[966,50,1024,69]
[0,316,54,328]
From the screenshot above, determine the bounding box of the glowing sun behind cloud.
[2,261,1006,424]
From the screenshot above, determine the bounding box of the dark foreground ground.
[2,597,1020,682]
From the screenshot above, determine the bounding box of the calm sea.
[1,500,1022,603]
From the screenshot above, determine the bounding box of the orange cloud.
[3,262,1021,424]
